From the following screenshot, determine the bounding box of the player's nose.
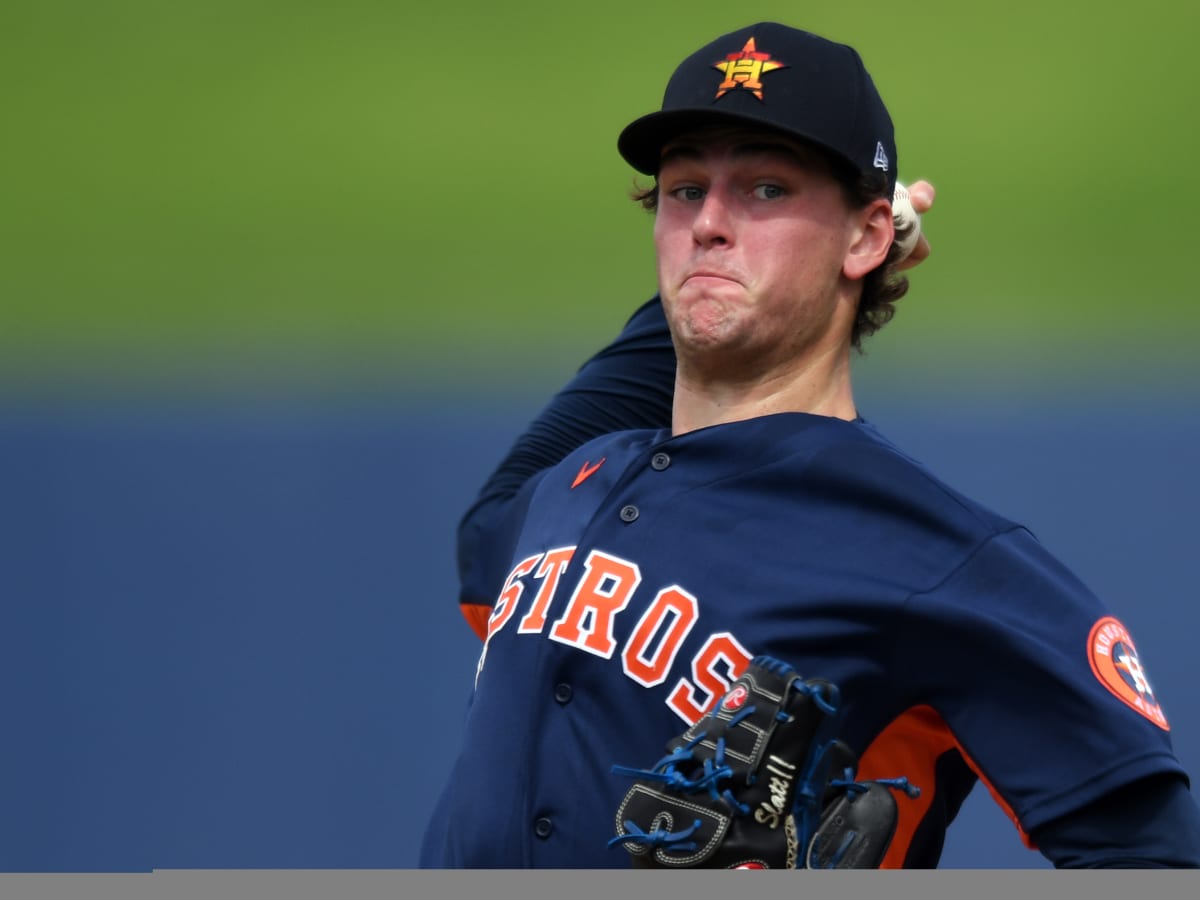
[692,189,736,248]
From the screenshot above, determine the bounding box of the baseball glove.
[608,655,919,868]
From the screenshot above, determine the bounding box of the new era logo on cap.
[617,22,898,198]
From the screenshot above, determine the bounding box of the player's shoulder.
[776,413,1021,537]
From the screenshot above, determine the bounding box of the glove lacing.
[608,706,765,850]
[607,679,844,855]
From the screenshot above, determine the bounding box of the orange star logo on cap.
[713,37,786,100]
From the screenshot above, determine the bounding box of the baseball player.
[420,22,1200,867]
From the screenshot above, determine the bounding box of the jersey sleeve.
[456,296,674,612]
[902,527,1189,839]
[1031,773,1200,867]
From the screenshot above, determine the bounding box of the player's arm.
[900,524,1199,868]
[456,294,675,607]
[1032,773,1200,867]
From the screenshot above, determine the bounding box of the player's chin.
[668,295,749,350]
[669,278,747,314]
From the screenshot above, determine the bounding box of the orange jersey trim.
[461,602,491,642]
[858,705,1033,867]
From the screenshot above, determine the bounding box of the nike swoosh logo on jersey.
[571,458,606,489]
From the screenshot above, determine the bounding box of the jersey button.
[619,504,639,523]
[534,817,554,839]
[554,683,573,704]
[651,452,671,471]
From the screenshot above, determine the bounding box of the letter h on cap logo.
[713,37,786,100]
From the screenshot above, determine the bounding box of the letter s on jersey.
[478,547,752,725]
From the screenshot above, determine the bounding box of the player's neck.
[670,343,858,435]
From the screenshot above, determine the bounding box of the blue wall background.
[5,0,1199,873]
[4,383,1197,871]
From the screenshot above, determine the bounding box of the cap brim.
[618,109,759,174]
[617,108,856,179]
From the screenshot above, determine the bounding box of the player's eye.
[667,185,705,203]
[752,183,786,200]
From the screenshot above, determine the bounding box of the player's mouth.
[683,269,741,287]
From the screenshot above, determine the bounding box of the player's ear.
[842,198,893,281]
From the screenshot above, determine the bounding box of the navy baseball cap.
[617,22,897,197]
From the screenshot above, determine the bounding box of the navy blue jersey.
[421,411,1187,867]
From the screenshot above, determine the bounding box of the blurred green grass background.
[2,1,1197,396]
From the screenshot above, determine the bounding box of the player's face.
[653,131,868,373]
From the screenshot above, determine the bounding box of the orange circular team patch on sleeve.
[1088,616,1169,730]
